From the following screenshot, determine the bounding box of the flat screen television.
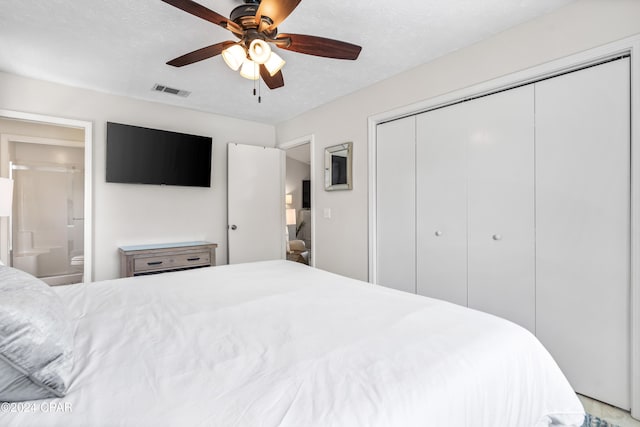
[106,122,212,187]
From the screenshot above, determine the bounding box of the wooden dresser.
[118,241,218,278]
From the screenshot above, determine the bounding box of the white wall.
[276,0,640,281]
[0,72,275,280]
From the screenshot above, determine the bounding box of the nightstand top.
[119,241,215,252]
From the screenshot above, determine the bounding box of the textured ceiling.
[0,0,575,124]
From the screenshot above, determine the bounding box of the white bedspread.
[2,261,584,426]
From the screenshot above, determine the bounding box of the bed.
[0,260,584,426]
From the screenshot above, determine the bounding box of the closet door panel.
[535,58,630,408]
[467,85,536,332]
[376,116,416,293]
[416,103,468,305]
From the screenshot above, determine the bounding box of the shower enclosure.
[11,161,84,285]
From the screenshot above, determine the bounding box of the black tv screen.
[106,122,212,187]
[302,180,311,209]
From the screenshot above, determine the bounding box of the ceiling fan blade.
[275,34,362,60]
[255,0,302,32]
[167,41,235,67]
[260,65,284,90]
[161,0,242,35]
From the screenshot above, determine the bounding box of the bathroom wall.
[0,118,84,141]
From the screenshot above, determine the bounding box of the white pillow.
[0,266,74,401]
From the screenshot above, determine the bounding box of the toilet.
[70,254,84,273]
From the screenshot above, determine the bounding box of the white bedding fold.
[1,261,584,426]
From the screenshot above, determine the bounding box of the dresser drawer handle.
[187,257,201,262]
[147,261,163,266]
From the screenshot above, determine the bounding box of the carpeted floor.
[583,413,620,427]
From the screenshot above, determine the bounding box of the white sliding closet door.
[535,58,630,409]
[416,103,468,306]
[376,116,416,293]
[466,86,536,333]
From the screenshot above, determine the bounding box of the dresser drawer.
[133,251,211,273]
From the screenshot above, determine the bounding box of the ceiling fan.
[161,0,362,91]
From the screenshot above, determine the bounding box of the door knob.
[492,234,502,241]
[230,225,237,230]
[435,231,443,237]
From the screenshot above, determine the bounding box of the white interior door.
[376,116,416,293]
[466,85,536,333]
[535,58,630,409]
[416,103,469,305]
[228,143,285,264]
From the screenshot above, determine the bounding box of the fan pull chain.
[250,62,261,103]
[256,62,261,103]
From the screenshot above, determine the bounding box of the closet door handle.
[492,234,502,241]
[435,231,443,237]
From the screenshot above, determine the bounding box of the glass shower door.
[11,162,84,285]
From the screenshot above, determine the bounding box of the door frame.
[278,134,316,267]
[368,34,640,417]
[0,110,93,282]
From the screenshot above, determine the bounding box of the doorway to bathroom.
[0,112,92,285]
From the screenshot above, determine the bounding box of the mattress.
[1,260,584,426]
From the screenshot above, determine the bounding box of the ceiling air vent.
[152,84,191,97]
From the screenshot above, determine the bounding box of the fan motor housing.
[230,4,259,23]
[230,3,276,37]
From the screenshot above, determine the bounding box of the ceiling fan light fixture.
[240,58,260,80]
[162,0,363,92]
[248,39,272,64]
[222,44,246,71]
[264,52,286,76]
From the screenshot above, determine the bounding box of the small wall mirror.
[324,142,353,191]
